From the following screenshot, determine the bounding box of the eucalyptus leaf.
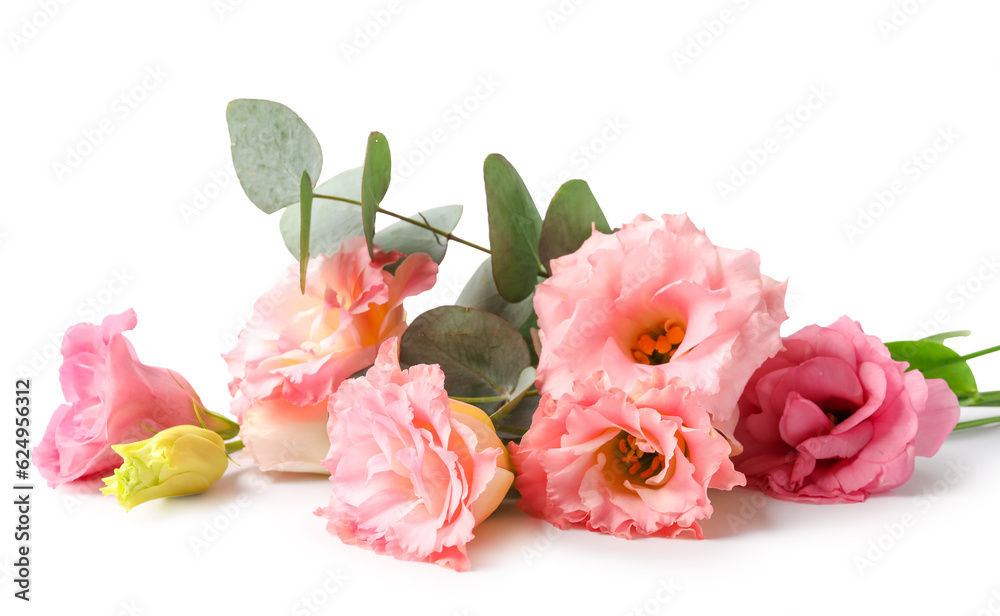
[483,154,543,303]
[280,167,364,258]
[226,99,323,214]
[362,132,391,259]
[538,179,611,273]
[489,367,536,424]
[400,306,531,412]
[519,309,540,366]
[494,394,542,435]
[886,339,978,395]
[298,171,313,293]
[456,257,534,329]
[374,205,463,274]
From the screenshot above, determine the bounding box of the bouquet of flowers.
[34,99,1000,571]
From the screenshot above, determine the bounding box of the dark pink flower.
[734,317,960,503]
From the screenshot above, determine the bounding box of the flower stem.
[451,394,510,404]
[313,192,492,256]
[953,416,1000,431]
[957,390,1000,406]
[225,439,245,454]
[958,344,1000,363]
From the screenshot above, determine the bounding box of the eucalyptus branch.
[313,192,492,256]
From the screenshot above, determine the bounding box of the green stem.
[958,344,1000,363]
[958,390,1000,407]
[225,440,245,454]
[313,192,492,256]
[926,344,1000,374]
[953,416,1000,431]
[451,394,510,404]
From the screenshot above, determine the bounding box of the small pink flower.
[224,237,437,472]
[733,317,961,504]
[315,338,514,571]
[35,309,227,487]
[510,372,744,539]
[534,214,786,439]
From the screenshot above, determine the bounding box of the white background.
[3,1,1000,615]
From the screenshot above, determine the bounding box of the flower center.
[614,432,667,480]
[631,320,685,365]
[823,407,854,425]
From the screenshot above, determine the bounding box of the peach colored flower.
[35,310,231,487]
[733,317,960,503]
[224,237,437,472]
[315,339,514,571]
[510,372,744,539]
[533,214,786,439]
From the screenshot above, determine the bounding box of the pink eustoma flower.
[224,237,438,472]
[316,338,514,571]
[35,309,231,487]
[733,316,961,503]
[510,372,744,539]
[533,213,786,439]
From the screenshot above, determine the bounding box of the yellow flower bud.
[100,425,229,511]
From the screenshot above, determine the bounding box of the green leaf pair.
[483,156,611,304]
[228,100,462,287]
[887,331,1000,406]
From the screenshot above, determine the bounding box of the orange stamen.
[637,334,655,355]
[654,335,671,355]
[667,325,684,345]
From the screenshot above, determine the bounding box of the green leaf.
[456,257,534,329]
[374,205,463,274]
[483,154,543,303]
[494,394,541,436]
[201,409,241,441]
[298,171,313,293]
[400,306,532,414]
[280,167,363,258]
[362,132,391,259]
[920,330,971,344]
[538,179,611,273]
[886,340,978,395]
[226,99,323,214]
[519,309,540,366]
[489,367,536,424]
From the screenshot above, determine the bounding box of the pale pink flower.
[534,214,786,439]
[316,339,514,571]
[734,317,961,504]
[224,237,437,472]
[510,372,744,539]
[231,394,330,474]
[35,309,229,487]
